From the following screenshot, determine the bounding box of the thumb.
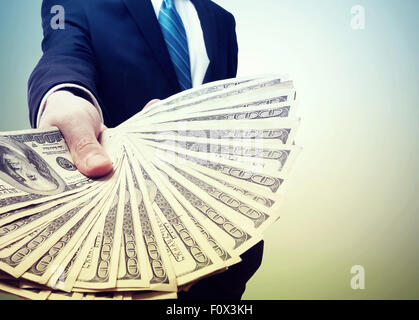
[64,123,113,178]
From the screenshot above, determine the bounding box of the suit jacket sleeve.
[227,13,239,78]
[28,0,99,128]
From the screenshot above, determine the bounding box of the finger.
[181,280,198,292]
[144,99,160,108]
[60,120,113,178]
[99,123,108,133]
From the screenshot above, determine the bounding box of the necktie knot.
[162,0,174,9]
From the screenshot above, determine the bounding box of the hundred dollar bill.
[131,291,178,300]
[47,212,102,292]
[184,81,294,115]
[69,159,177,293]
[136,136,300,174]
[149,157,277,234]
[72,175,125,290]
[119,75,266,126]
[115,174,151,289]
[136,153,262,255]
[0,128,95,214]
[140,82,296,125]
[122,292,133,300]
[141,87,296,126]
[130,132,290,150]
[127,144,227,285]
[21,177,118,285]
[60,155,174,294]
[155,103,295,125]
[142,144,287,199]
[154,159,279,232]
[142,174,220,285]
[46,164,125,291]
[58,185,121,291]
[125,156,177,292]
[152,75,264,107]
[126,118,300,146]
[82,291,125,300]
[195,172,281,211]
[135,136,299,174]
[0,189,99,250]
[0,187,104,279]
[177,203,241,267]
[120,76,286,128]
[155,168,262,255]
[0,181,104,228]
[47,291,84,300]
[0,221,50,260]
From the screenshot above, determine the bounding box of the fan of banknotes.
[0,75,300,300]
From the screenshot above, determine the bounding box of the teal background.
[1,0,418,300]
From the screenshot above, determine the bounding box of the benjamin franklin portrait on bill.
[0,137,66,195]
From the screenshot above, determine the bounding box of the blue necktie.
[158,0,192,91]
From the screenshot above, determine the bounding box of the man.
[28,0,263,299]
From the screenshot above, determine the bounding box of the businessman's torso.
[78,0,237,127]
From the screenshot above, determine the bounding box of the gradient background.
[0,0,418,300]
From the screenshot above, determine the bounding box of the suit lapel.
[122,0,180,91]
[191,0,218,84]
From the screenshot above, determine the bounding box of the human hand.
[39,93,161,178]
[144,99,160,108]
[39,90,113,178]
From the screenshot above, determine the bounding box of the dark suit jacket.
[28,0,238,128]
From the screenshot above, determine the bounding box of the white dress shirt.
[36,0,209,127]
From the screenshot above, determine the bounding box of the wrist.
[45,89,75,107]
[41,90,101,128]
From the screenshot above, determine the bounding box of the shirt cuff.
[36,83,104,128]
